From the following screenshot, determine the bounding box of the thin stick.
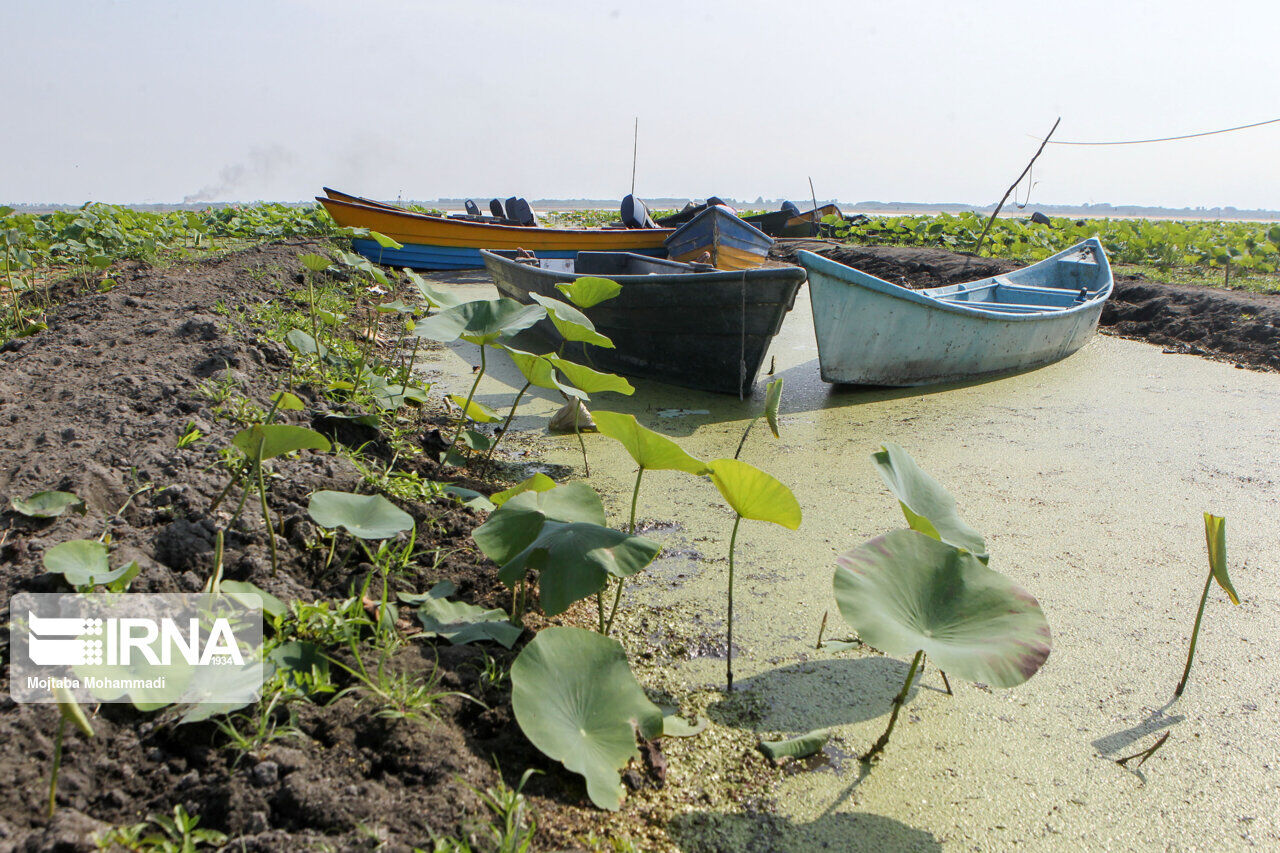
[970,117,1061,258]
[1174,567,1216,697]
[484,381,531,468]
[861,649,924,763]
[726,515,743,691]
[815,610,828,650]
[1116,731,1171,769]
[734,415,760,460]
[572,398,590,476]
[630,117,639,196]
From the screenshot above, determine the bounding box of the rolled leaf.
[1204,513,1239,604]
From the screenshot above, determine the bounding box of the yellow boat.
[317,193,673,270]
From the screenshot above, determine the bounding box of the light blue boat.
[797,238,1113,386]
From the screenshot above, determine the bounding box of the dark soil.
[773,240,1280,372]
[0,244,615,852]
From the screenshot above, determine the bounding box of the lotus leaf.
[473,482,605,564]
[871,443,987,561]
[406,269,465,309]
[764,377,783,438]
[503,347,585,399]
[707,459,801,529]
[545,356,634,396]
[307,490,414,540]
[528,293,614,348]
[594,411,708,475]
[555,276,622,308]
[43,540,138,588]
[833,529,1051,688]
[511,627,662,810]
[232,424,331,462]
[416,597,521,648]
[412,298,545,346]
[10,490,85,518]
[490,473,557,507]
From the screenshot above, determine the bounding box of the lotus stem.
[726,514,742,691]
[258,459,278,576]
[4,244,22,332]
[734,415,760,460]
[1116,731,1171,769]
[815,610,828,650]
[603,467,646,636]
[307,271,324,382]
[596,590,606,633]
[1174,567,1216,697]
[940,669,953,696]
[572,398,590,476]
[861,649,924,763]
[484,381,531,468]
[449,345,487,454]
[47,717,65,817]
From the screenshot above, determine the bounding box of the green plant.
[9,489,85,519]
[331,644,477,725]
[872,442,988,561]
[834,529,1051,762]
[43,539,139,592]
[465,765,540,853]
[1174,513,1240,697]
[214,683,305,765]
[593,410,708,634]
[705,458,802,690]
[48,688,94,817]
[471,482,659,629]
[412,297,545,460]
[734,376,783,459]
[176,422,204,449]
[510,626,662,810]
[96,804,227,852]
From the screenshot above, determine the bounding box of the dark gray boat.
[480,250,806,396]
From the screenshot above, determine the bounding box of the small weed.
[95,804,226,852]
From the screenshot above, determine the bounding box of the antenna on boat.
[630,117,639,196]
[808,176,820,238]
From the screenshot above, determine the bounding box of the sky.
[6,0,1279,209]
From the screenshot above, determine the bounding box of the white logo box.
[10,592,264,705]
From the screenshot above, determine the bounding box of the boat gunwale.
[319,195,676,239]
[796,237,1114,324]
[479,249,806,287]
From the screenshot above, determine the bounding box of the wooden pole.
[808,176,820,238]
[971,117,1061,258]
[630,117,639,196]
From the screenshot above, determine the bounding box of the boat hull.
[798,239,1113,386]
[481,251,806,395]
[319,196,672,270]
[664,206,773,271]
[745,204,844,237]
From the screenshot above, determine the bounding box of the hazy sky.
[7,0,1279,208]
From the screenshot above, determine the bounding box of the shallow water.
[418,275,1280,851]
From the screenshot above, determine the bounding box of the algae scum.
[417,274,1280,851]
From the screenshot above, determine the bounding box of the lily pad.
[833,529,1051,688]
[10,490,86,518]
[299,253,331,272]
[707,458,802,529]
[594,411,708,475]
[511,627,662,810]
[872,443,987,561]
[307,490,414,540]
[473,482,606,564]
